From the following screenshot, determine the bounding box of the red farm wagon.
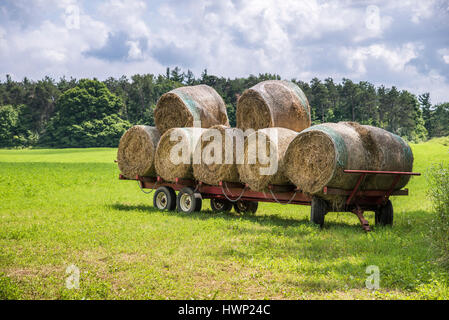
[119,169,420,232]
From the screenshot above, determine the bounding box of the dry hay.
[236,80,311,132]
[284,129,338,194]
[237,127,298,191]
[192,125,241,185]
[154,85,229,135]
[343,121,414,190]
[117,125,161,179]
[155,127,207,182]
[284,122,414,203]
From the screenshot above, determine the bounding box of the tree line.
[0,67,448,148]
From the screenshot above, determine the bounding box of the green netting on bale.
[301,124,348,170]
[174,90,201,123]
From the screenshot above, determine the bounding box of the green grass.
[0,140,448,300]
[427,136,449,147]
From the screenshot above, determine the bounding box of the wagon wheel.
[233,200,258,214]
[153,186,177,211]
[375,200,393,226]
[176,187,202,214]
[210,198,233,213]
[310,197,329,227]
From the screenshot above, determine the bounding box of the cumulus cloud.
[342,43,419,75]
[0,0,449,103]
[97,0,150,39]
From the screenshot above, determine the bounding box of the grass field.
[1,138,448,300]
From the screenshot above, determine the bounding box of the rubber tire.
[153,186,176,211]
[210,198,233,213]
[311,197,328,227]
[375,200,393,226]
[176,187,202,213]
[234,200,258,214]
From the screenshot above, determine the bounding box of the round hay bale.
[284,122,414,198]
[343,122,414,190]
[236,80,311,132]
[192,125,241,185]
[237,127,298,191]
[155,127,207,182]
[154,85,229,135]
[117,125,161,179]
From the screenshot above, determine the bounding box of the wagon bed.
[119,170,420,232]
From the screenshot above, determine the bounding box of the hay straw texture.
[155,127,207,182]
[192,125,241,185]
[117,125,161,179]
[154,85,230,135]
[284,122,414,197]
[236,80,311,132]
[237,127,298,191]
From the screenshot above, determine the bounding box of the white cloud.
[0,7,112,79]
[354,6,394,42]
[400,67,449,104]
[342,43,419,75]
[127,40,143,60]
[409,1,436,23]
[97,0,150,39]
[42,49,66,63]
[382,0,437,23]
[0,0,448,103]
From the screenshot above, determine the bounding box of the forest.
[0,67,448,148]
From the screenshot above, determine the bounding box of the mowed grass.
[0,139,448,300]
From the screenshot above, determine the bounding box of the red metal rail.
[119,175,312,205]
[340,169,421,206]
[343,170,421,175]
[120,168,420,208]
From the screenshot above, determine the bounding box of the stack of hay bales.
[117,80,313,187]
[153,84,230,182]
[192,80,310,188]
[192,125,299,190]
[117,79,414,201]
[283,121,414,206]
[118,84,229,182]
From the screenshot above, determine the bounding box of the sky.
[1,0,449,103]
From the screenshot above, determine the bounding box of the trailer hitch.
[352,205,371,232]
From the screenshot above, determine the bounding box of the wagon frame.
[119,169,420,232]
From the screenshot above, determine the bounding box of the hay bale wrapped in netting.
[117,125,161,179]
[192,125,242,185]
[154,85,230,135]
[236,80,311,132]
[344,122,414,190]
[284,122,414,202]
[237,127,298,191]
[155,127,207,182]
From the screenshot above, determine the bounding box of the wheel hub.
[236,201,247,211]
[180,193,192,212]
[213,200,224,209]
[156,192,168,209]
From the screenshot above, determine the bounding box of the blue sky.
[1,0,449,103]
